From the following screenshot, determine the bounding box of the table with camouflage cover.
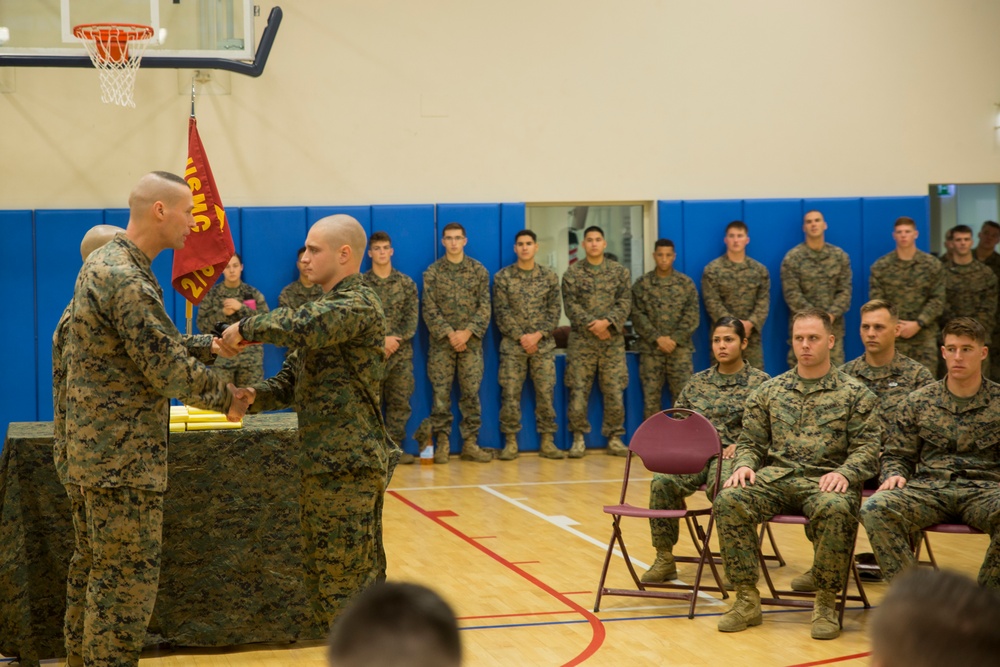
[0,413,325,666]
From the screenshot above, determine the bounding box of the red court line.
[784,652,872,667]
[389,490,606,666]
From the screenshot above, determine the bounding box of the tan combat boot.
[460,440,494,463]
[791,568,818,592]
[539,433,566,459]
[811,589,840,640]
[568,433,587,458]
[432,435,450,464]
[399,452,416,465]
[718,585,763,632]
[641,549,677,583]
[498,434,519,461]
[606,435,629,457]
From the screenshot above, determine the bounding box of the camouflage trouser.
[860,484,1000,588]
[380,349,414,446]
[787,318,845,369]
[498,346,557,434]
[565,334,627,437]
[712,329,764,371]
[375,451,399,583]
[896,325,939,376]
[639,349,693,419]
[213,347,264,387]
[418,340,483,443]
[300,470,384,630]
[82,486,163,667]
[64,484,90,663]
[649,457,732,549]
[715,474,860,591]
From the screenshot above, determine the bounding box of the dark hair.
[712,316,746,341]
[791,307,833,334]
[297,246,307,259]
[870,569,1000,667]
[725,220,748,234]
[942,317,987,346]
[983,220,1000,232]
[515,229,537,242]
[370,231,392,245]
[654,238,675,250]
[229,252,243,266]
[583,225,605,239]
[151,171,188,187]
[894,216,916,229]
[441,222,465,237]
[860,299,898,320]
[327,582,461,667]
[949,224,973,238]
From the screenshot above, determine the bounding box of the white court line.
[391,476,650,493]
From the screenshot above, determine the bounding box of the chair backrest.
[628,409,722,476]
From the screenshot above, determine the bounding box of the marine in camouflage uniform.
[631,242,700,418]
[561,231,632,457]
[780,215,852,367]
[869,247,945,376]
[702,255,770,371]
[362,265,419,459]
[279,278,324,309]
[646,363,769,567]
[65,216,235,666]
[939,256,997,377]
[493,245,562,459]
[239,238,393,630]
[974,222,1000,381]
[415,225,493,462]
[197,278,270,385]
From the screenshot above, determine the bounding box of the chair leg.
[758,521,786,566]
[593,518,622,612]
[921,532,939,570]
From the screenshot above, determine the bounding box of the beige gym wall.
[2,0,1000,209]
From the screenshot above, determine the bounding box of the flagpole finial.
[190,75,196,118]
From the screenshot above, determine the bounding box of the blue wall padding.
[371,204,436,454]
[0,211,37,439]
[657,201,684,261]
[308,206,374,273]
[499,203,526,268]
[436,204,503,451]
[34,210,104,421]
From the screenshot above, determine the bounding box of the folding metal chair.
[594,409,729,618]
[757,514,870,627]
[914,522,986,569]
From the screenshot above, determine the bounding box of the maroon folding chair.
[914,522,986,569]
[594,409,729,618]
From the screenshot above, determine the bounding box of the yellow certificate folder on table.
[169,405,242,431]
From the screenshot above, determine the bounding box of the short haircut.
[296,246,307,259]
[725,220,748,234]
[860,299,898,320]
[803,209,823,219]
[327,582,461,667]
[870,569,1000,667]
[370,231,392,245]
[441,222,465,237]
[151,170,188,188]
[942,317,986,345]
[894,216,916,229]
[515,229,536,242]
[982,220,1000,232]
[712,315,746,341]
[583,225,605,239]
[654,238,675,250]
[949,224,973,237]
[791,307,833,334]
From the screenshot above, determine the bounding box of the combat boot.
[640,549,677,583]
[811,589,840,640]
[606,435,629,457]
[433,435,450,464]
[399,452,416,465]
[460,440,494,463]
[568,433,587,458]
[498,434,519,461]
[539,433,566,459]
[791,568,818,592]
[717,585,762,633]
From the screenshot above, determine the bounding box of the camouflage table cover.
[0,413,325,666]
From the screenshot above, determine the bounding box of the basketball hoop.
[73,23,154,108]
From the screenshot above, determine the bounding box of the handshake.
[225,384,257,422]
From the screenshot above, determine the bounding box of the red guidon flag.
[172,116,234,305]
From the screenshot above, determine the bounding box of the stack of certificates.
[169,405,242,432]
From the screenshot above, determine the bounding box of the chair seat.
[925,523,984,535]
[602,503,709,520]
[766,514,810,525]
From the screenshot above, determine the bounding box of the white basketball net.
[75,25,153,108]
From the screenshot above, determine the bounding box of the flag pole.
[186,75,196,336]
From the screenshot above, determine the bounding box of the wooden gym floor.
[29,451,989,666]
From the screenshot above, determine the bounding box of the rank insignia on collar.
[888,382,899,387]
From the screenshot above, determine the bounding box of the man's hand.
[723,466,756,488]
[226,384,255,422]
[588,319,612,341]
[448,329,473,351]
[897,320,921,339]
[222,298,243,316]
[818,471,850,493]
[520,331,544,355]
[222,322,245,348]
[656,335,677,354]
[721,444,737,460]
[385,336,401,357]
[877,475,907,492]
[212,337,241,359]
[740,320,754,336]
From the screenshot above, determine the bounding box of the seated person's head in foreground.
[870,568,1000,667]
[328,582,461,667]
